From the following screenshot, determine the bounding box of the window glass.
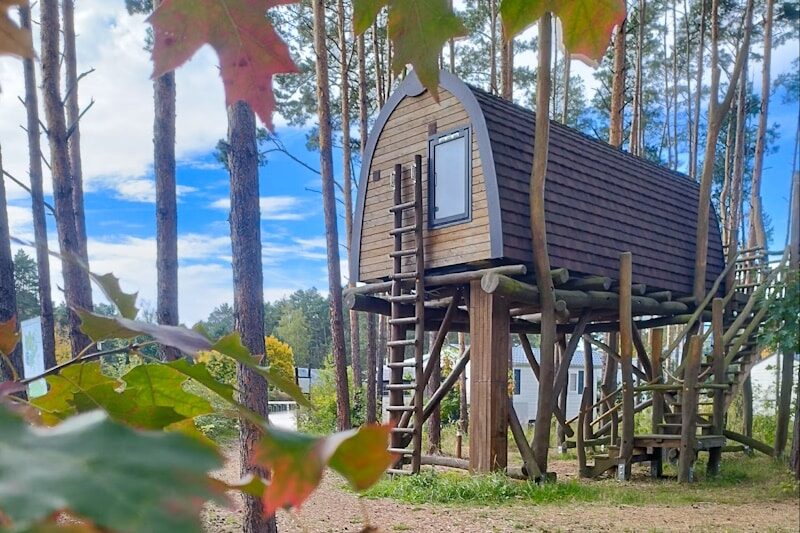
[578,370,585,392]
[431,129,469,225]
[568,372,577,393]
[513,369,521,395]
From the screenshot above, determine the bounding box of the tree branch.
[66,98,95,140]
[2,170,56,215]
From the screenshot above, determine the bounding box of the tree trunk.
[727,63,749,269]
[313,0,351,431]
[531,13,556,475]
[372,22,385,108]
[690,0,707,180]
[742,376,753,437]
[40,0,94,357]
[152,1,179,361]
[19,4,56,370]
[631,0,644,156]
[774,349,794,457]
[227,101,277,533]
[459,332,468,434]
[427,331,441,453]
[748,0,773,250]
[489,0,498,95]
[693,0,754,301]
[0,145,24,380]
[501,36,513,101]
[338,0,361,386]
[366,312,377,423]
[449,0,456,74]
[377,314,386,417]
[62,0,89,266]
[561,56,570,124]
[609,19,627,148]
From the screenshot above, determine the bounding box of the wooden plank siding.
[359,88,492,281]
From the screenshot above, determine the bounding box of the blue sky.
[0,1,797,325]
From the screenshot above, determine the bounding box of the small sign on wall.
[21,317,47,398]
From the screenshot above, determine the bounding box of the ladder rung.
[389,248,417,258]
[386,405,415,412]
[389,316,418,325]
[387,361,417,368]
[388,447,415,455]
[388,294,417,303]
[391,427,416,434]
[389,224,417,235]
[389,201,417,212]
[390,271,418,280]
[388,338,417,347]
[387,468,412,475]
[386,383,417,391]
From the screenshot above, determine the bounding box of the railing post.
[708,298,725,475]
[650,327,664,478]
[679,335,702,483]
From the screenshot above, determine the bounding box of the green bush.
[297,358,364,435]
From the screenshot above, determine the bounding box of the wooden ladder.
[386,155,426,475]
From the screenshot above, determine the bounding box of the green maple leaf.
[353,0,466,98]
[90,272,139,319]
[0,407,224,532]
[500,0,626,65]
[0,0,33,59]
[148,0,298,127]
[256,424,396,516]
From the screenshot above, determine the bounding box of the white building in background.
[379,343,604,425]
[749,353,799,415]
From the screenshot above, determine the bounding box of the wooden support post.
[556,338,568,454]
[576,393,590,478]
[617,252,635,481]
[582,336,595,442]
[508,398,542,480]
[678,335,702,483]
[708,298,725,475]
[469,280,509,473]
[650,328,664,478]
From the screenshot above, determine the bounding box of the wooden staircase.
[386,156,426,475]
[573,247,785,481]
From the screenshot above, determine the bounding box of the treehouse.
[347,70,774,483]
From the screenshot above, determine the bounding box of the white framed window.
[568,372,578,393]
[428,126,471,227]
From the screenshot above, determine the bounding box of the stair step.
[388,338,418,347]
[659,422,713,429]
[388,447,415,455]
[387,361,417,368]
[389,248,417,258]
[388,294,418,304]
[391,427,416,434]
[389,201,417,212]
[389,316,418,326]
[386,405,415,412]
[389,224,417,235]
[386,383,417,391]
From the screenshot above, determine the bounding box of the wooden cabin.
[348,70,744,480]
[351,70,725,298]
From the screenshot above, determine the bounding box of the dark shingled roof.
[468,85,725,296]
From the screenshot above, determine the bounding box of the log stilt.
[617,252,635,481]
[678,336,703,483]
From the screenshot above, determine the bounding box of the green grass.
[363,454,799,507]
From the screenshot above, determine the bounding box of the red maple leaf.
[148,0,298,128]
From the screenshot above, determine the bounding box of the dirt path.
[203,450,800,532]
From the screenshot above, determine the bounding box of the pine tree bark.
[151,0,180,361]
[694,0,754,301]
[609,20,627,148]
[366,312,377,423]
[458,332,468,434]
[748,0,773,250]
[227,101,277,533]
[489,0,499,95]
[313,0,351,431]
[0,145,24,381]
[40,0,94,357]
[338,0,361,386]
[531,13,556,475]
[742,376,753,437]
[727,64,749,269]
[690,0,707,180]
[561,56,570,124]
[372,22,385,108]
[62,0,89,265]
[501,37,514,101]
[631,0,644,156]
[19,4,56,370]
[427,331,441,454]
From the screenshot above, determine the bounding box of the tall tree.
[630,0,645,156]
[609,19,627,148]
[313,0,350,431]
[748,0,774,251]
[338,0,361,386]
[40,0,94,357]
[0,145,24,381]
[12,250,38,321]
[62,0,89,266]
[693,0,754,301]
[227,101,277,533]
[19,3,56,369]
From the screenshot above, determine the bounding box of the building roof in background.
[511,344,603,368]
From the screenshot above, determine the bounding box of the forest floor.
[202,445,800,532]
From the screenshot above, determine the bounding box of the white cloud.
[4,205,34,240]
[211,195,310,221]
